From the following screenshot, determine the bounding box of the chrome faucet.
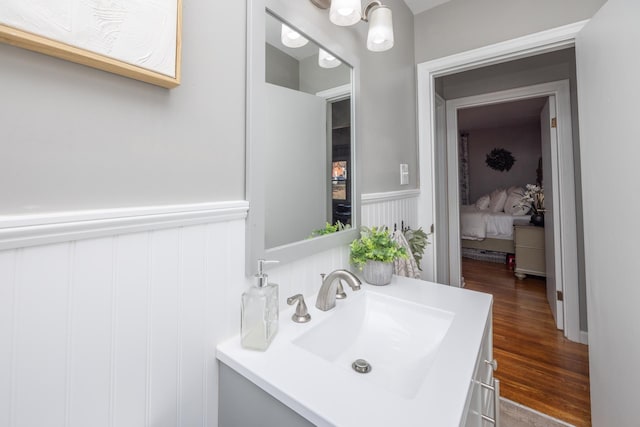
[315,269,362,311]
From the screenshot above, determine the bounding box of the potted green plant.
[309,221,350,238]
[349,226,407,285]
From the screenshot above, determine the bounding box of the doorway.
[444,82,578,337]
[416,21,590,426]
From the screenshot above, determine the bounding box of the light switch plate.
[400,163,409,185]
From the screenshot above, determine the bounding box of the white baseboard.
[580,330,589,345]
[0,201,249,250]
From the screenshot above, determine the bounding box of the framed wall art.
[0,0,182,88]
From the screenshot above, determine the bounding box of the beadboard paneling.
[0,213,350,427]
[361,191,419,230]
[0,220,245,427]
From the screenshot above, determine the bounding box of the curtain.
[459,133,470,205]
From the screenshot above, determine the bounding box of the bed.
[460,205,529,253]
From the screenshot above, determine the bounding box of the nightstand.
[513,220,546,279]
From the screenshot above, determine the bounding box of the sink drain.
[352,359,372,374]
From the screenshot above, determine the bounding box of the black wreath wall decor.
[486,148,516,172]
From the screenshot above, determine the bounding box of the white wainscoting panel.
[361,190,420,230]
[0,204,352,427]
[0,219,247,427]
[360,190,436,281]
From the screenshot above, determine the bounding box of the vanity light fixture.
[281,23,309,48]
[318,48,342,68]
[310,0,394,52]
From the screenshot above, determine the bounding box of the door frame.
[445,82,576,337]
[416,20,587,343]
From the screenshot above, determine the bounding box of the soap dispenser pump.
[241,259,280,351]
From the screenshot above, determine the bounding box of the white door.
[576,0,640,424]
[433,94,448,284]
[540,97,564,329]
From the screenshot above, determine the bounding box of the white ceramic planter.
[363,260,394,286]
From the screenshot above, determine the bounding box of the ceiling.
[403,0,452,15]
[457,97,548,131]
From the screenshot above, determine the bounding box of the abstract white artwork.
[0,0,181,88]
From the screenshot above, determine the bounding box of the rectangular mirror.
[245,1,360,275]
[264,11,353,248]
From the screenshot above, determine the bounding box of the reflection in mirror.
[264,11,353,250]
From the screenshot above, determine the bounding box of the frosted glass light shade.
[366,6,394,52]
[281,23,308,48]
[330,0,362,26]
[318,48,342,68]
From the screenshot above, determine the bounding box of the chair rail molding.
[0,201,249,251]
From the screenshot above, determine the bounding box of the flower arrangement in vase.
[520,184,545,226]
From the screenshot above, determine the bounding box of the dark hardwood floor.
[462,258,591,427]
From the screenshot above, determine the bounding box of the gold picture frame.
[0,0,182,89]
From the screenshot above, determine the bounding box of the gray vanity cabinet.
[461,310,500,427]
[219,363,315,427]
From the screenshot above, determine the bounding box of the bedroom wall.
[465,123,541,203]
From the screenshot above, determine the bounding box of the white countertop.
[217,275,492,427]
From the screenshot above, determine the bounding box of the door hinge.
[551,117,557,128]
[557,290,564,301]
[430,223,435,233]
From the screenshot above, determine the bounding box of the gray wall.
[299,56,350,95]
[0,0,246,215]
[266,43,300,90]
[0,0,417,216]
[264,0,418,195]
[466,124,541,203]
[437,48,588,332]
[359,0,417,193]
[414,0,607,63]
[576,1,639,425]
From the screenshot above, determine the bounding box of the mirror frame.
[246,0,361,275]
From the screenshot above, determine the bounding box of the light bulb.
[281,23,308,48]
[318,48,342,68]
[366,6,394,52]
[330,0,362,26]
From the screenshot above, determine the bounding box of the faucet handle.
[335,280,347,299]
[287,294,311,323]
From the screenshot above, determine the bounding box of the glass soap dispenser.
[241,259,279,351]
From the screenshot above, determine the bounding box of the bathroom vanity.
[217,276,498,426]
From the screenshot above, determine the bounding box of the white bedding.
[460,205,527,240]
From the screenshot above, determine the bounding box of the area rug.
[500,398,576,427]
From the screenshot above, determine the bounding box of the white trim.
[580,330,589,345]
[361,189,421,204]
[418,20,588,78]
[0,201,249,250]
[416,20,587,343]
[316,83,351,100]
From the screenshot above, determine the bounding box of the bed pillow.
[488,189,508,213]
[504,190,530,215]
[507,186,524,196]
[475,194,491,210]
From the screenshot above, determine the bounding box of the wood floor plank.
[462,258,591,427]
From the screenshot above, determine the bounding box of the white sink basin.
[293,291,454,398]
[217,276,493,427]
